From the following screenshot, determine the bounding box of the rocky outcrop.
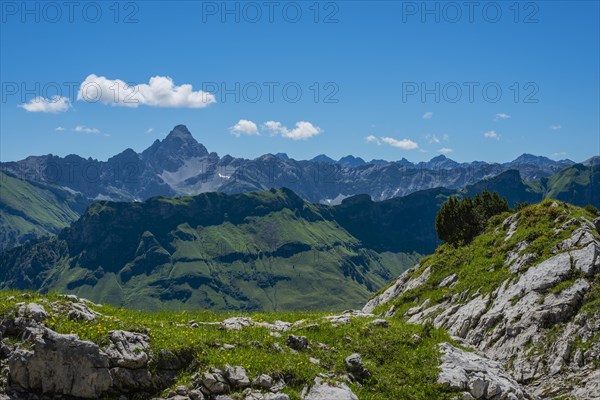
[438,343,534,400]
[1,301,187,399]
[8,329,112,398]
[365,212,600,399]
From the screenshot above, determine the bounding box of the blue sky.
[1,0,599,163]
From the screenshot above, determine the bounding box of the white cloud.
[74,125,100,134]
[146,128,154,134]
[552,152,567,157]
[425,134,440,144]
[442,133,449,141]
[19,96,71,113]
[381,136,419,150]
[54,126,66,132]
[438,147,453,154]
[230,119,259,137]
[483,130,500,140]
[549,125,562,130]
[365,135,381,145]
[77,74,216,108]
[494,113,511,121]
[263,121,322,140]
[422,111,433,120]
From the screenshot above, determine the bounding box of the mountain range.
[1,125,590,205]
[1,124,598,252]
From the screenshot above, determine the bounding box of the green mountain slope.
[544,163,600,208]
[0,188,427,312]
[0,171,88,251]
[365,199,600,398]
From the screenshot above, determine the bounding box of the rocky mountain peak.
[141,125,209,172]
[512,153,554,166]
[165,124,193,140]
[338,155,366,168]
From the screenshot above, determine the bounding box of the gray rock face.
[224,365,251,388]
[253,374,274,389]
[362,265,419,313]
[200,371,229,395]
[438,343,532,399]
[303,377,359,400]
[368,219,600,398]
[4,309,181,399]
[16,303,48,322]
[8,329,112,398]
[105,330,151,369]
[66,302,99,321]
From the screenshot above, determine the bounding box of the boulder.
[344,353,370,381]
[286,335,309,351]
[224,365,250,388]
[369,319,390,327]
[105,330,151,369]
[16,303,48,322]
[67,302,99,321]
[253,374,273,389]
[303,377,359,400]
[201,371,229,394]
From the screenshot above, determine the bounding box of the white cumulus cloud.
[483,130,500,140]
[74,125,100,134]
[549,125,562,130]
[381,137,419,150]
[54,126,66,132]
[19,96,71,113]
[422,111,433,119]
[230,119,259,137]
[494,113,511,120]
[263,121,322,140]
[365,135,381,145]
[438,147,453,154]
[77,74,216,108]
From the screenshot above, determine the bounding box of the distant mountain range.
[1,124,586,204]
[1,124,598,253]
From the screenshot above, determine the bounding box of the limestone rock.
[437,343,531,399]
[16,303,48,322]
[105,330,151,369]
[303,377,359,400]
[224,365,250,388]
[8,329,112,398]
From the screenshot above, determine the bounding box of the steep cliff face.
[364,200,600,399]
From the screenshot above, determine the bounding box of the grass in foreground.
[0,290,458,400]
